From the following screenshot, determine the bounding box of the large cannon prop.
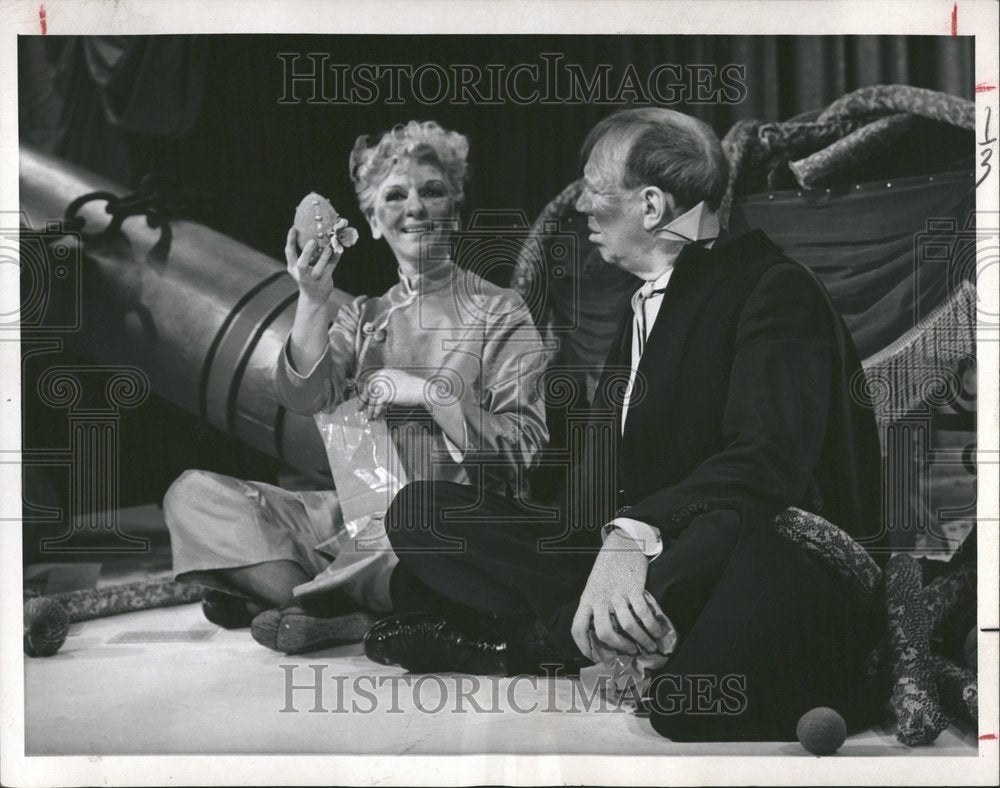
[19,145,351,485]
[19,147,351,655]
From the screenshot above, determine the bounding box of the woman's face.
[368,159,457,268]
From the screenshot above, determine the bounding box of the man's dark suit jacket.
[590,228,883,552]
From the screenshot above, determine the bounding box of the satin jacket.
[273,259,549,495]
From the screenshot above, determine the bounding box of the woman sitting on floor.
[163,120,548,653]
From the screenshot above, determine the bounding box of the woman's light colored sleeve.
[272,297,363,416]
[431,293,550,470]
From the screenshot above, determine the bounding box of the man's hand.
[358,368,429,420]
[571,529,670,661]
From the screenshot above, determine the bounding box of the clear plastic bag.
[313,398,408,540]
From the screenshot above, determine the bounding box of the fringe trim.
[860,280,976,427]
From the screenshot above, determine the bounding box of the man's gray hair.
[581,108,729,212]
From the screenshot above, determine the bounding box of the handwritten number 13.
[978,105,996,189]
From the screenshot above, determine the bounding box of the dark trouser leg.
[386,484,743,662]
[385,481,594,645]
[387,482,883,741]
[647,513,884,742]
[388,562,490,619]
[645,509,743,638]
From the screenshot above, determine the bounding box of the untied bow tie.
[633,281,668,358]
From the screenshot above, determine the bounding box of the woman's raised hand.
[285,227,340,304]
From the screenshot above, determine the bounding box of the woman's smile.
[369,160,456,267]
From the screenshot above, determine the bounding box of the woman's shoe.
[251,604,378,654]
[201,590,255,629]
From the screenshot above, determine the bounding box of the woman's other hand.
[358,368,429,420]
[285,227,340,305]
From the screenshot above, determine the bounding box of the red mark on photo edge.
[976,83,997,93]
[39,4,47,34]
[950,3,957,36]
[980,733,998,740]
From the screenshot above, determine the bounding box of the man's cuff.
[602,518,664,559]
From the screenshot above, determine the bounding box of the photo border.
[1,1,997,785]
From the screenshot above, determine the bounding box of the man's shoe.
[201,590,255,629]
[364,612,509,675]
[251,605,378,655]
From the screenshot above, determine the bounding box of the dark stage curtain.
[22,34,974,297]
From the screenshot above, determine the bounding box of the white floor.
[24,603,980,757]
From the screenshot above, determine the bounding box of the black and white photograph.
[1,1,997,785]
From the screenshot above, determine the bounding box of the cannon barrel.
[19,146,349,482]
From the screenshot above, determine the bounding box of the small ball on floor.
[796,707,847,755]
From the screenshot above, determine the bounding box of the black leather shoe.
[201,590,254,629]
[364,612,511,675]
[251,605,378,654]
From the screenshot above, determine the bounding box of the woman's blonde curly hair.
[349,120,470,216]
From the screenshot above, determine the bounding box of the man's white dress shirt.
[602,201,720,560]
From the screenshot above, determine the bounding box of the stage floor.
[24,602,979,757]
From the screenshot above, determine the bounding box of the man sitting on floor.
[362,107,887,742]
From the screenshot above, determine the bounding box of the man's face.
[574,138,648,272]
